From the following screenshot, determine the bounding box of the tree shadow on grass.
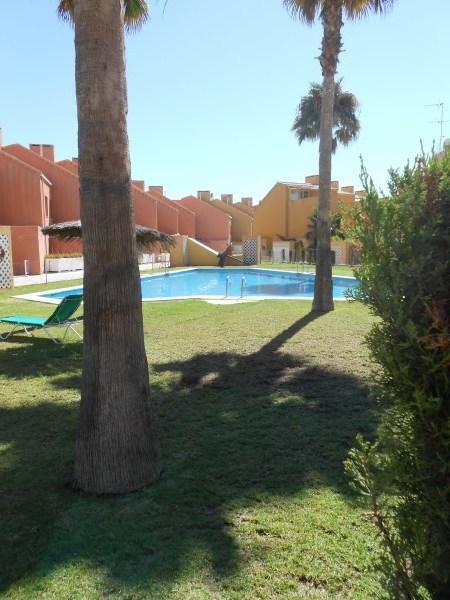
[0,335,82,379]
[0,313,379,596]
[152,312,375,498]
[0,402,79,590]
[0,338,82,591]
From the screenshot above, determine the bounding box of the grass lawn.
[0,279,385,599]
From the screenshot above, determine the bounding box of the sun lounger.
[0,294,83,343]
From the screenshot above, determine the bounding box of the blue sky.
[1,0,448,203]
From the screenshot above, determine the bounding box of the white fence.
[138,253,170,269]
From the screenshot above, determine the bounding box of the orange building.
[132,184,158,230]
[177,195,231,252]
[0,148,51,274]
[0,141,196,273]
[5,144,80,224]
[144,185,196,238]
[233,197,254,216]
[56,158,79,174]
[176,201,196,238]
[197,192,254,247]
[0,132,255,272]
[254,176,360,264]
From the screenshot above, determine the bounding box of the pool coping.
[13,267,357,305]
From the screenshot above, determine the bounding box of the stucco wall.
[254,183,288,239]
[5,146,162,232]
[170,235,187,267]
[201,239,227,252]
[132,186,158,229]
[209,199,253,242]
[288,190,354,239]
[178,205,196,237]
[57,159,79,175]
[4,144,80,223]
[0,150,49,227]
[233,201,254,217]
[154,194,179,234]
[187,237,219,266]
[177,196,230,251]
[169,235,217,267]
[10,225,47,275]
[255,182,356,242]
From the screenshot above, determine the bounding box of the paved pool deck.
[13,263,168,288]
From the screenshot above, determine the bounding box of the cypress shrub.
[344,150,450,599]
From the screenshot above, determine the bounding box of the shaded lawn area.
[0,282,384,599]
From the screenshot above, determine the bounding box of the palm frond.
[57,0,149,31]
[123,0,149,32]
[305,210,345,246]
[282,0,321,24]
[292,80,360,151]
[292,82,322,144]
[344,0,394,20]
[282,0,394,23]
[57,0,73,24]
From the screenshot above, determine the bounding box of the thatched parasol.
[42,221,176,251]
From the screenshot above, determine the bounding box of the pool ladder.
[224,276,247,298]
[240,276,247,298]
[225,276,231,298]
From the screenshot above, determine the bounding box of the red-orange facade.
[0,149,51,274]
[0,136,238,274]
[177,196,231,252]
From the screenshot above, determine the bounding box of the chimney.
[42,144,55,162]
[29,144,55,161]
[341,185,354,194]
[72,157,78,164]
[148,185,164,197]
[30,144,42,156]
[331,180,339,190]
[132,180,145,191]
[355,190,367,199]
[197,190,212,202]
[305,175,319,186]
[241,197,253,207]
[221,193,233,205]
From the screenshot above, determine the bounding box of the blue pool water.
[39,268,358,301]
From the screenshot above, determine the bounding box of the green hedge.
[345,151,450,599]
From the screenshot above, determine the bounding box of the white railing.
[139,253,171,270]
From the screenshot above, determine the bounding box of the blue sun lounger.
[0,294,83,343]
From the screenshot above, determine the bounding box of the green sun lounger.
[0,294,83,343]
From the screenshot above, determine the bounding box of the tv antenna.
[426,102,449,151]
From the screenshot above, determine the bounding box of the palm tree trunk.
[73,0,160,494]
[312,1,343,313]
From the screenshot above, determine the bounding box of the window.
[289,189,309,201]
[44,196,49,218]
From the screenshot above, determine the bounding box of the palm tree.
[293,81,360,153]
[283,0,394,313]
[306,210,345,262]
[58,0,161,494]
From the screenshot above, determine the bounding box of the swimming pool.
[31,268,358,303]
